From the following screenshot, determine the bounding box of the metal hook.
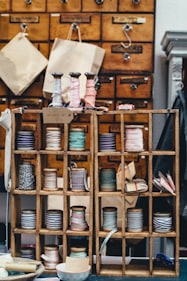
[121,25,132,49]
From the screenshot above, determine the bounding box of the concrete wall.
[153,0,187,145]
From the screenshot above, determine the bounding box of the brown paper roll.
[5,262,37,273]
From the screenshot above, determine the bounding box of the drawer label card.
[10,15,40,23]
[112,16,146,24]
[60,15,91,24]
[111,44,143,54]
[42,107,74,124]
[120,77,148,85]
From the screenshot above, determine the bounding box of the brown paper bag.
[42,24,105,103]
[0,32,48,96]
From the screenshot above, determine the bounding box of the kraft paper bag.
[42,24,105,103]
[0,32,48,96]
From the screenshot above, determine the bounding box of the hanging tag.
[42,107,73,124]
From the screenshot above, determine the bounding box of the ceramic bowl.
[56,263,90,281]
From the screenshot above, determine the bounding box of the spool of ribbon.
[125,125,144,152]
[68,72,81,108]
[84,72,97,108]
[69,127,86,151]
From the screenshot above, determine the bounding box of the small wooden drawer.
[9,97,44,109]
[119,0,155,12]
[0,150,5,174]
[0,98,8,108]
[11,0,46,12]
[0,13,49,41]
[116,75,152,99]
[96,75,115,99]
[47,0,81,12]
[0,0,10,12]
[0,101,8,148]
[101,42,153,73]
[0,80,9,96]
[33,42,49,58]
[50,13,101,41]
[82,0,118,12]
[102,13,154,42]
[115,99,152,123]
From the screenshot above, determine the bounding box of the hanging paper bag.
[0,32,48,96]
[42,23,105,103]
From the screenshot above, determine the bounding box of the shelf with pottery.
[10,107,94,273]
[94,109,180,277]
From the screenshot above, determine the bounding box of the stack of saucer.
[21,209,36,229]
[45,209,62,230]
[153,212,172,233]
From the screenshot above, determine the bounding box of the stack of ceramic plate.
[153,212,172,233]
[127,208,143,232]
[99,133,116,152]
[45,209,62,230]
[16,130,35,150]
[21,209,36,229]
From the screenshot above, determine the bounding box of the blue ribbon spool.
[69,127,86,151]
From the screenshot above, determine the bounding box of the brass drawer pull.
[123,23,133,32]
[25,0,32,4]
[132,0,140,4]
[61,0,68,3]
[130,83,138,90]
[123,52,131,61]
[95,0,104,4]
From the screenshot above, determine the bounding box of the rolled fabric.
[5,262,37,273]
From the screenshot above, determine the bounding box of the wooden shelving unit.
[10,108,94,272]
[10,108,179,277]
[94,109,180,277]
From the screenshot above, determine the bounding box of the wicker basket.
[0,258,44,281]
